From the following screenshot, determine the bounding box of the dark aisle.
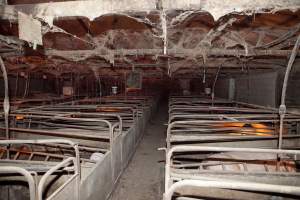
[110,101,167,200]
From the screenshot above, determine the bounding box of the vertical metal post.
[0,57,10,158]
[278,34,300,149]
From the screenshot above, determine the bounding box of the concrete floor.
[110,102,167,200]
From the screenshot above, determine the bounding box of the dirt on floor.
[110,102,167,200]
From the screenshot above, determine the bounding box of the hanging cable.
[278,34,300,149]
[211,64,222,106]
[86,76,89,97]
[167,58,171,76]
[76,73,80,99]
[246,63,250,102]
[98,76,102,103]
[71,73,74,102]
[26,73,30,97]
[14,72,19,97]
[0,57,10,157]
[202,66,206,84]
[23,73,30,99]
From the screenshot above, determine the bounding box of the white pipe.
[165,145,300,190]
[278,34,300,149]
[0,166,36,200]
[164,179,300,200]
[0,57,10,141]
[0,139,81,179]
[38,157,77,200]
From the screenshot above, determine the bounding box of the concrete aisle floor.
[110,102,167,200]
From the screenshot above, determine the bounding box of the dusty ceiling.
[0,0,300,78]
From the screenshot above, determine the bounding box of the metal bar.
[164,179,300,200]
[278,35,300,149]
[0,166,36,200]
[0,139,81,179]
[38,157,79,200]
[165,145,300,190]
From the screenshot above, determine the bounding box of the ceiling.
[0,0,300,78]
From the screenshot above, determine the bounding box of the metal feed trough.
[0,94,159,200]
